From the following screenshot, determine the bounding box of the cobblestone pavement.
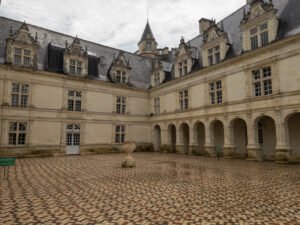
[1,153,300,225]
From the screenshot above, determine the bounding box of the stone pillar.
[189,124,197,155]
[275,122,291,163]
[176,127,184,154]
[204,123,215,156]
[223,124,236,158]
[246,122,262,161]
[161,126,171,153]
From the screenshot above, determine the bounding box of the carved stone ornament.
[5,22,40,69]
[241,0,277,24]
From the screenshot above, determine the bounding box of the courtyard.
[1,153,299,225]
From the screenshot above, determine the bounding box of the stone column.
[223,123,236,158]
[246,122,262,161]
[160,126,171,153]
[189,124,197,155]
[176,126,184,154]
[204,123,215,157]
[275,122,291,163]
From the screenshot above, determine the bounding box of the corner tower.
[137,21,158,58]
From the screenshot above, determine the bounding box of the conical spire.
[139,21,156,44]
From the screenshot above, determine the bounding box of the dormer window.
[63,37,88,76]
[146,42,152,51]
[6,22,39,69]
[178,60,188,77]
[69,59,82,75]
[249,23,269,50]
[116,70,126,84]
[207,45,221,65]
[240,0,278,52]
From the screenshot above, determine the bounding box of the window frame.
[67,90,82,112]
[13,47,32,67]
[252,66,272,97]
[69,59,83,75]
[116,96,126,114]
[11,83,30,108]
[179,89,189,110]
[209,80,223,105]
[8,122,27,145]
[115,125,126,144]
[154,97,160,115]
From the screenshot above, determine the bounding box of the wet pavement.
[1,153,299,225]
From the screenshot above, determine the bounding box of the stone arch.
[152,125,161,152]
[167,123,176,153]
[193,121,205,154]
[210,119,224,155]
[285,112,300,161]
[179,122,190,154]
[254,115,277,161]
[230,118,248,158]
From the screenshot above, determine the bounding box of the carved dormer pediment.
[110,51,131,84]
[63,37,88,76]
[241,0,279,52]
[6,22,40,69]
[241,0,277,25]
[174,37,194,78]
[201,22,230,67]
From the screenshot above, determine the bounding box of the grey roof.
[0,0,299,88]
[139,21,156,44]
[188,0,300,60]
[0,17,153,89]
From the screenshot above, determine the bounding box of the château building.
[0,0,300,163]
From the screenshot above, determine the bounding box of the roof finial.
[9,26,13,36]
[221,21,224,30]
[65,40,68,48]
[35,32,38,41]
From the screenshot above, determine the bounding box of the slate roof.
[0,17,153,89]
[0,0,299,89]
[139,21,156,44]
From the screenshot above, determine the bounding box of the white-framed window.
[179,90,189,110]
[11,83,29,107]
[154,98,160,114]
[9,122,27,145]
[252,66,272,97]
[13,47,32,67]
[146,42,152,51]
[154,73,160,86]
[115,125,125,143]
[68,90,82,111]
[69,59,83,75]
[116,70,126,84]
[116,96,126,114]
[207,45,220,65]
[178,60,188,77]
[250,22,269,50]
[209,80,223,104]
[66,124,80,146]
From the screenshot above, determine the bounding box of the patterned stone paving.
[0,153,299,225]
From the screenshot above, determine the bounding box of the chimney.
[199,18,215,34]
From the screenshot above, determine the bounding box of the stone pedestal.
[160,145,172,153]
[275,146,291,164]
[189,145,198,155]
[175,144,185,154]
[223,145,236,159]
[121,142,136,168]
[246,145,262,161]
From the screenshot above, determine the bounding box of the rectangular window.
[261,31,269,46]
[250,27,257,35]
[69,59,83,75]
[13,48,32,66]
[260,23,268,31]
[9,122,27,145]
[154,98,160,114]
[215,52,220,64]
[209,80,222,104]
[183,60,188,75]
[179,90,189,110]
[115,125,125,143]
[116,96,126,114]
[11,83,29,107]
[67,90,82,111]
[252,67,272,97]
[251,35,258,50]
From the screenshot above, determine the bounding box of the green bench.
[0,158,16,180]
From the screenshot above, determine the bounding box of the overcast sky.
[0,0,245,52]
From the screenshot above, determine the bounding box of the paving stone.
[0,153,299,224]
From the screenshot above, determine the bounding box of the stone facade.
[0,0,300,163]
